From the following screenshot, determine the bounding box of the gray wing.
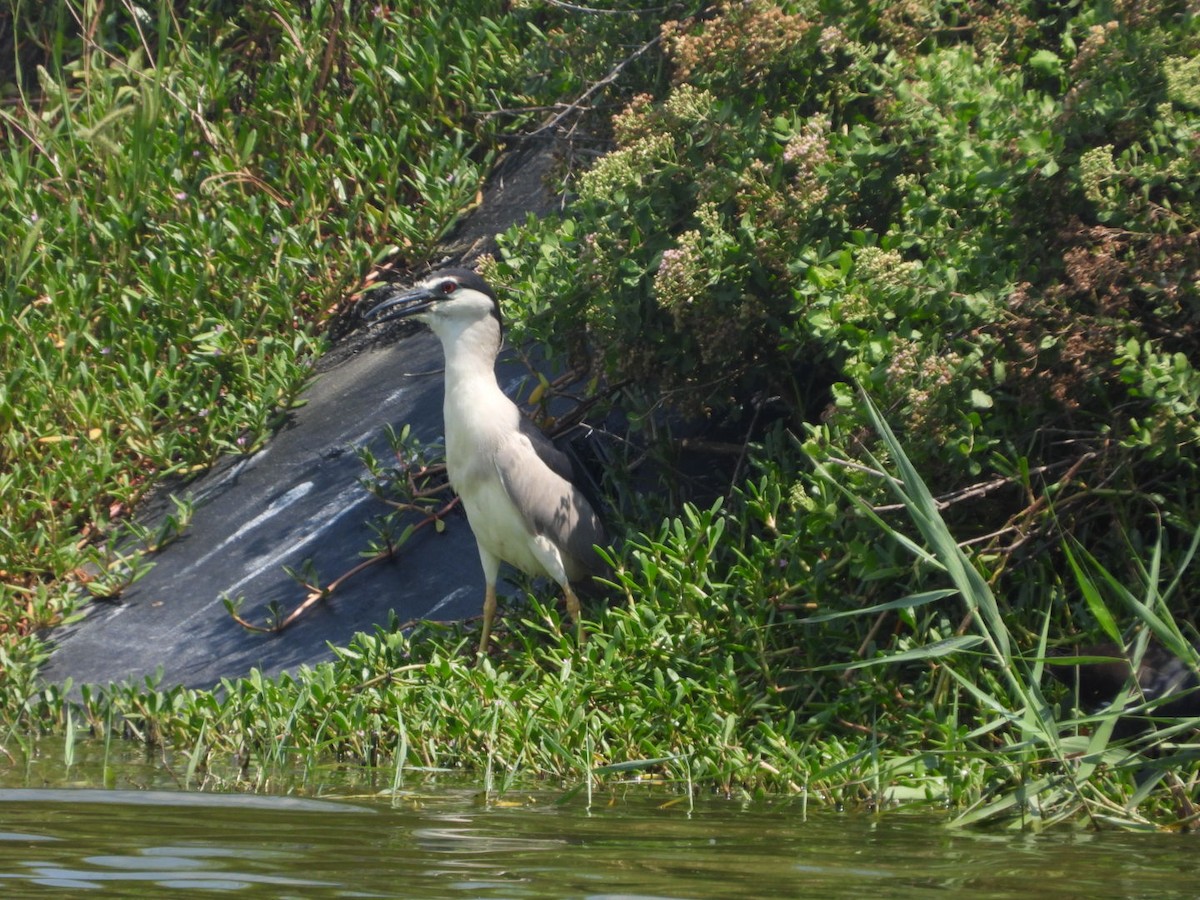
[517,415,577,485]
[493,418,608,575]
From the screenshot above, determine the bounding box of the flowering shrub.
[663,0,813,84]
[492,0,1200,604]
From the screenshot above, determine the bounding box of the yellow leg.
[564,584,586,646]
[479,583,497,656]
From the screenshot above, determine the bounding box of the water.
[2,785,1198,898]
[0,742,1196,898]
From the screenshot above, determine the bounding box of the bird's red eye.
[439,280,457,295]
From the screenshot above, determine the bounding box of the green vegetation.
[0,0,654,657]
[4,1,1200,829]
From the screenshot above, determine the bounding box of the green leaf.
[591,755,683,775]
[800,588,957,623]
[816,635,984,671]
[1028,50,1063,76]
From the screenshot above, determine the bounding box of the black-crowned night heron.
[367,268,608,654]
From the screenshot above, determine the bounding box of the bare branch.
[529,33,664,138]
[228,496,460,633]
[536,0,669,13]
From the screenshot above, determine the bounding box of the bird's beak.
[364,284,437,324]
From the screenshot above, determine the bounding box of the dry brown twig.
[529,33,664,138]
[227,495,460,634]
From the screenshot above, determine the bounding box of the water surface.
[2,784,1197,898]
[0,739,1194,897]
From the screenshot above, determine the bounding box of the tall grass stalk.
[391,703,408,797]
[812,391,1198,828]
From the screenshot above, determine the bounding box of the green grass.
[4,0,1200,830]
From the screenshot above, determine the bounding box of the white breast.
[443,379,553,579]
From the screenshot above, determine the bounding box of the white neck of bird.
[430,314,503,391]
